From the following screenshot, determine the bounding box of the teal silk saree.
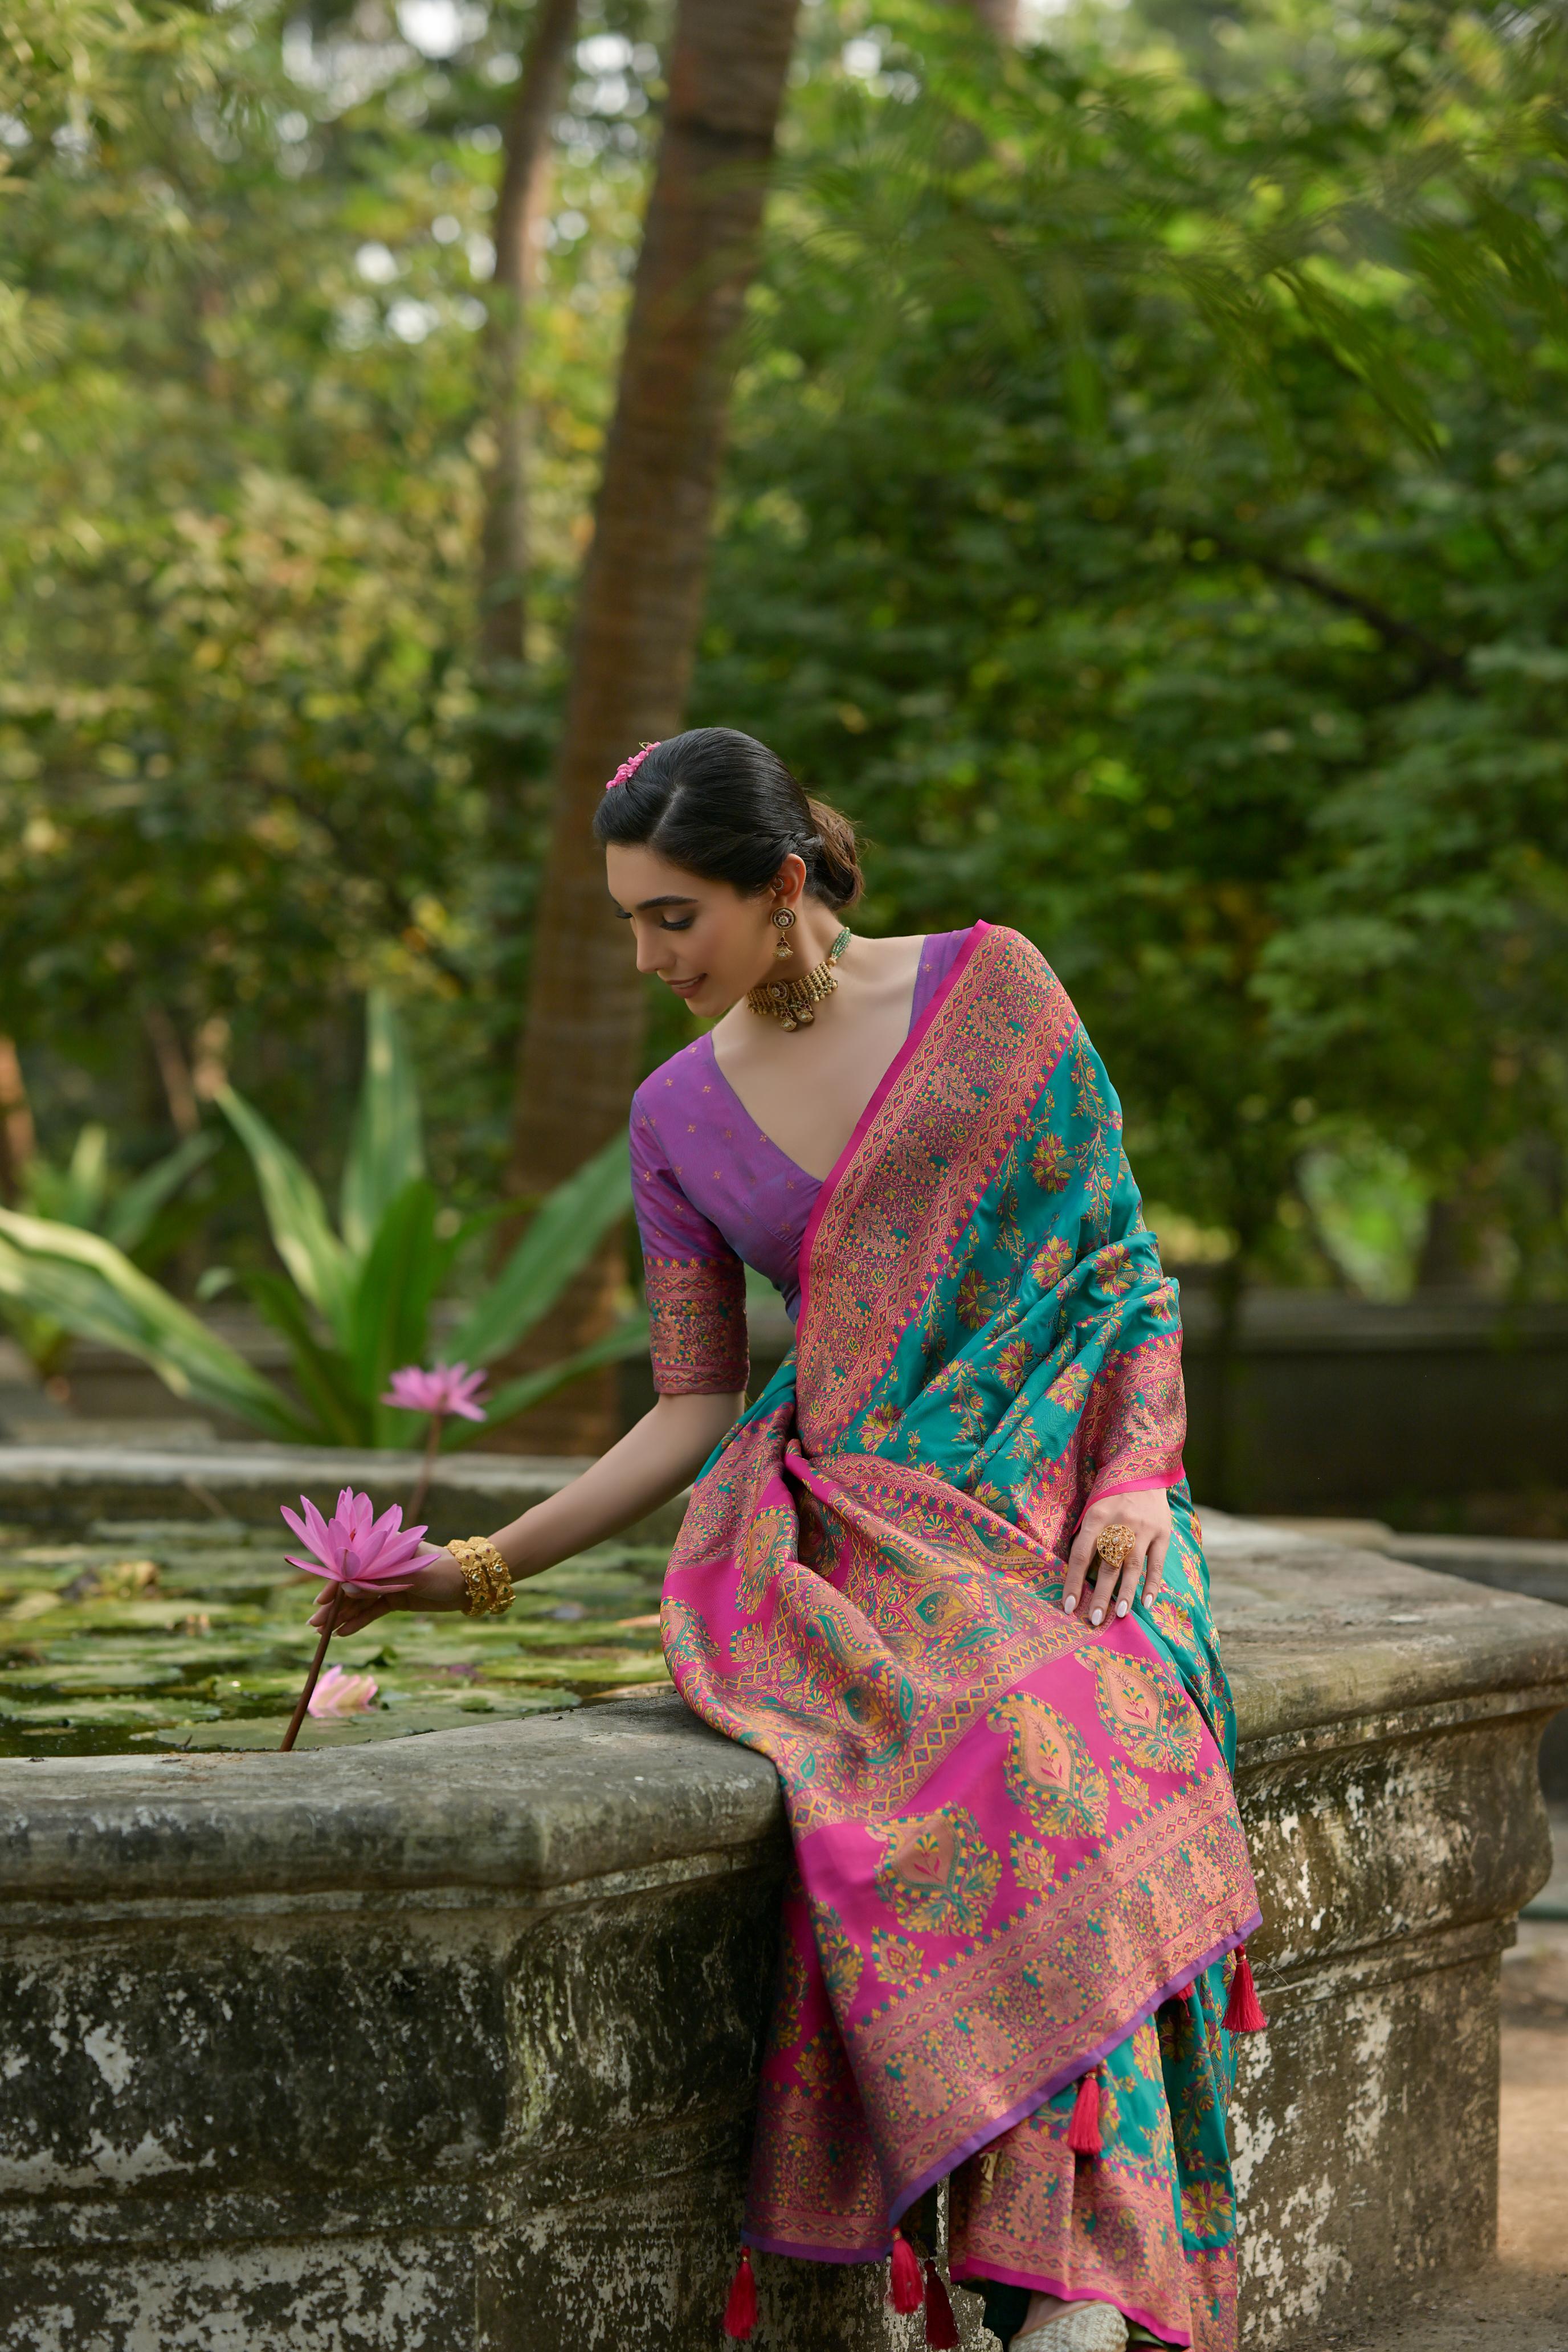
[655,924,1260,2351]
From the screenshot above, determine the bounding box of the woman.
[322,728,1263,2352]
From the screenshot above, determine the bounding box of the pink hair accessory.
[603,741,662,791]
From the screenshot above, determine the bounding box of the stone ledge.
[1259,1915,1513,2015]
[4,1513,1561,1908]
[0,1700,782,1902]
[1,1515,1565,2351]
[1386,1531,1568,1604]
[0,2097,754,2256]
[0,1440,685,1545]
[1206,1515,1568,1747]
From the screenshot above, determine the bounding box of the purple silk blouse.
[632,931,970,1394]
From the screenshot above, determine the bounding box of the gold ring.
[1094,1521,1136,1572]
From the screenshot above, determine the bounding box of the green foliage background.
[2,0,1566,1301]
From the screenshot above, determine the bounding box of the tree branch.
[1202,534,1469,688]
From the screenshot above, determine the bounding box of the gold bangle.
[452,1546,486,1616]
[450,1536,514,1617]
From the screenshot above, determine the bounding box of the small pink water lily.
[381,1361,488,1423]
[308,1664,379,1718]
[280,1486,440,1598]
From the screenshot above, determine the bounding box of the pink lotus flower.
[381,1361,488,1423]
[280,1487,440,1599]
[308,1664,379,1717]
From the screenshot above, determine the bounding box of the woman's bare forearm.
[488,1390,743,1578]
[315,1391,744,1638]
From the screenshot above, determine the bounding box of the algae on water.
[0,1519,671,1756]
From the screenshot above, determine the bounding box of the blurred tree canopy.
[1,0,1566,1301]
[702,0,1568,1293]
[0,0,656,1175]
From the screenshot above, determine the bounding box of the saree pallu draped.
[659,925,1259,2352]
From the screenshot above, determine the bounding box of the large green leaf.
[63,1126,111,1228]
[344,1177,441,1442]
[441,1313,651,1451]
[0,1210,309,1442]
[104,1129,219,1254]
[215,1085,354,1341]
[24,1126,109,1229]
[243,1271,365,1448]
[448,1136,634,1369]
[340,990,425,1259]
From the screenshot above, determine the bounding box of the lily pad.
[0,1526,670,1756]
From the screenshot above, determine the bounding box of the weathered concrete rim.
[3,1548,1568,1907]
[7,1679,1560,1927]
[0,1837,787,1932]
[0,1441,594,1491]
[0,1698,783,1902]
[1210,1524,1568,1744]
[0,2108,750,2255]
[1235,1683,1568,1773]
[1259,1916,1513,2018]
[0,1440,700,1541]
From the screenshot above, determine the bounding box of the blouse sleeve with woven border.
[631,1093,749,1396]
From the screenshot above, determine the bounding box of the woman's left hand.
[306,1549,468,1639]
[1064,1491,1171,1625]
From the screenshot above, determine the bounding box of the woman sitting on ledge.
[317,728,1263,2352]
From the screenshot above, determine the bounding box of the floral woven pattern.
[658,925,1256,2351]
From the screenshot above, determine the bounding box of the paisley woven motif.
[1082,1649,1206,1774]
[813,1901,865,2007]
[990,1691,1111,1839]
[874,1804,1003,1937]
[654,922,1257,2339]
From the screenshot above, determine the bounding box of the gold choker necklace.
[747,926,851,1031]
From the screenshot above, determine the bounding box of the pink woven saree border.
[795,917,988,1331]
[877,1903,1257,2230]
[797,924,1082,1451]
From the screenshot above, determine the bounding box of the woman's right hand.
[307,1548,468,1640]
[301,1390,738,1648]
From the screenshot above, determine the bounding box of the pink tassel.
[1223,1947,1268,2034]
[889,2228,925,2314]
[924,2259,961,2347]
[722,2247,757,2341]
[1067,2067,1102,2157]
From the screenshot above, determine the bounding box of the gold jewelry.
[1093,1522,1136,1573]
[746,925,851,1032]
[450,1536,514,1616]
[771,905,796,961]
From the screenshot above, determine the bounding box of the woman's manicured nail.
[1116,1600,1129,1617]
[1064,1592,1078,1614]
[1091,1608,1103,1626]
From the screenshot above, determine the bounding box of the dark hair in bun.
[593,727,863,910]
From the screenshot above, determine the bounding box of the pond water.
[0,1518,671,1756]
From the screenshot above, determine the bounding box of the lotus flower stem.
[276,1487,439,1753]
[280,1585,343,1753]
[381,1364,488,1525]
[407,1413,444,1524]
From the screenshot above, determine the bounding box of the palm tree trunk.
[0,1039,35,1206]
[956,0,1019,34]
[143,1005,202,1138]
[478,0,579,677]
[497,0,803,1453]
